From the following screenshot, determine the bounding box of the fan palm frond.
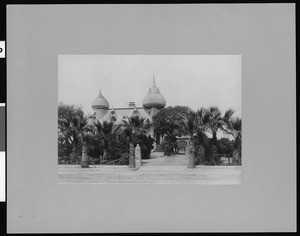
[209,106,219,114]
[232,117,242,133]
[94,120,103,132]
[102,120,114,135]
[223,108,235,122]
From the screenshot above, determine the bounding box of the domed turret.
[92,89,109,120]
[142,76,166,109]
[91,89,109,110]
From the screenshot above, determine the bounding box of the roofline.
[92,105,109,109]
[143,104,166,109]
[110,107,145,110]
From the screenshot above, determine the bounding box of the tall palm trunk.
[210,144,219,165]
[99,148,107,165]
[197,145,205,165]
[129,142,136,168]
[81,143,89,168]
[70,146,76,163]
[103,140,108,161]
[212,132,217,143]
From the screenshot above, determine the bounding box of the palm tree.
[61,116,94,168]
[223,117,241,140]
[182,107,207,134]
[223,117,242,165]
[162,130,179,156]
[194,129,208,165]
[222,108,236,126]
[58,116,81,163]
[115,116,150,168]
[182,108,207,167]
[94,120,114,164]
[201,107,235,165]
[202,107,225,141]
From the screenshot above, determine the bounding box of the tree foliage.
[138,135,155,159]
[201,106,235,142]
[153,106,192,137]
[114,115,151,167]
[58,103,86,163]
[58,102,242,167]
[93,120,114,163]
[153,106,192,155]
[181,106,241,165]
[58,102,84,129]
[217,138,234,156]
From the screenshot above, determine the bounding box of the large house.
[89,77,166,140]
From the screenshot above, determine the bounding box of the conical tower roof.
[91,89,109,110]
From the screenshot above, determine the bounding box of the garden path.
[142,152,187,166]
[58,151,241,184]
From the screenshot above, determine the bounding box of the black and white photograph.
[6,3,296,233]
[58,55,242,184]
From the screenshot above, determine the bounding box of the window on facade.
[111,116,116,122]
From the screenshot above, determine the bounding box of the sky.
[58,55,241,118]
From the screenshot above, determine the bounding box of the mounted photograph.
[58,55,241,184]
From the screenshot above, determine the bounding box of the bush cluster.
[58,131,155,165]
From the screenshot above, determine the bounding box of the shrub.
[87,136,103,162]
[217,138,234,156]
[161,134,177,156]
[58,137,73,159]
[137,134,155,159]
[58,155,70,164]
[195,145,205,165]
[232,136,242,165]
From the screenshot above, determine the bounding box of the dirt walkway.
[142,152,187,166]
[58,151,241,184]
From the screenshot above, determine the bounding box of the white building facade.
[90,78,166,139]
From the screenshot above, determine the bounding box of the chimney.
[128,102,135,108]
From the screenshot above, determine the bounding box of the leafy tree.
[161,130,179,156]
[115,116,151,168]
[58,102,85,128]
[153,106,192,155]
[153,106,192,140]
[138,134,155,159]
